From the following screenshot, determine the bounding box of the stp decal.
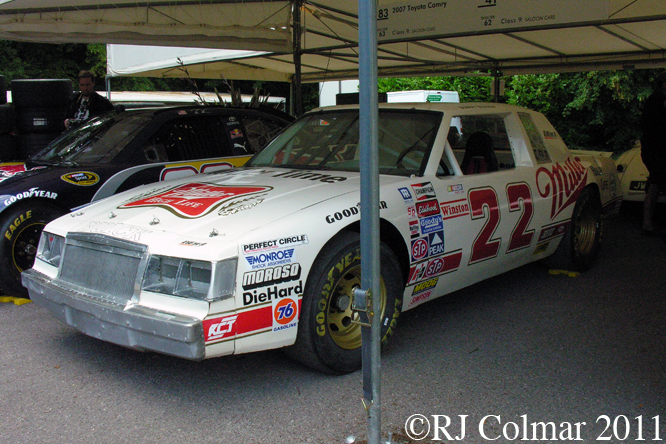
[536,157,587,219]
[118,182,272,218]
[61,171,100,186]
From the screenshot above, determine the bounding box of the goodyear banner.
[377,0,610,41]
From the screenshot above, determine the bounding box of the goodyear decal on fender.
[61,171,100,186]
[118,182,272,218]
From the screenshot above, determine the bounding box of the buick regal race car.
[0,105,292,296]
[23,103,622,373]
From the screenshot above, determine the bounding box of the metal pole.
[292,0,303,116]
[358,0,381,443]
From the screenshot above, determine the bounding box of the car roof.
[119,104,294,122]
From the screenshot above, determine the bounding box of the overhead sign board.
[377,0,610,41]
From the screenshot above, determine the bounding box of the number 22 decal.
[468,183,535,264]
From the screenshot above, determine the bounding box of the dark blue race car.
[0,105,292,296]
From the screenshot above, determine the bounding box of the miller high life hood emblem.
[118,182,272,218]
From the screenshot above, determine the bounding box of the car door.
[407,110,553,307]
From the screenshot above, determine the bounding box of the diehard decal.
[242,280,303,306]
[536,157,587,219]
[118,182,272,218]
[61,171,100,186]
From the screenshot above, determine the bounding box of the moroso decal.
[242,263,301,290]
[411,182,436,201]
[118,182,272,218]
[536,157,587,219]
[61,171,100,186]
[407,250,463,285]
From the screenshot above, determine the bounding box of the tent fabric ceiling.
[1,0,665,82]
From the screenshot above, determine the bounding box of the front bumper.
[22,268,205,360]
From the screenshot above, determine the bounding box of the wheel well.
[334,219,410,286]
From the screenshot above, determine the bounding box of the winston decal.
[118,182,272,218]
[536,157,587,219]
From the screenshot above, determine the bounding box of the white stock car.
[22,103,622,373]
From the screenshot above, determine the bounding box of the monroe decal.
[536,157,587,219]
[118,182,272,218]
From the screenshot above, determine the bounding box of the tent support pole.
[358,0,381,443]
[292,0,303,116]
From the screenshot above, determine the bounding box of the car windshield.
[31,112,152,164]
[247,109,442,176]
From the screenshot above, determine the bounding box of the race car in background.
[23,103,622,373]
[614,140,666,203]
[0,105,292,296]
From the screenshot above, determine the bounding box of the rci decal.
[61,171,100,186]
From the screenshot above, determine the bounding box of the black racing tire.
[543,187,603,272]
[284,231,403,374]
[0,202,65,297]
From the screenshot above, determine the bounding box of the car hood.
[57,167,375,244]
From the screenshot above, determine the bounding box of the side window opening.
[451,114,516,175]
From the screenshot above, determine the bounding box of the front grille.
[58,233,147,304]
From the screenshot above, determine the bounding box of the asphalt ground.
[1,205,665,444]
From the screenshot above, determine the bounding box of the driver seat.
[460,132,499,174]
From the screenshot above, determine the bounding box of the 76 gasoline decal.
[274,298,297,325]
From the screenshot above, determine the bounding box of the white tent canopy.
[1,0,665,83]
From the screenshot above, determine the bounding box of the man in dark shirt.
[64,70,114,130]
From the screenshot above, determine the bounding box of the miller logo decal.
[118,182,272,218]
[536,157,587,219]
